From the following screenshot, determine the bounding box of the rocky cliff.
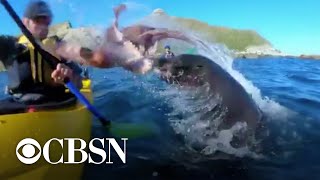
[48,22,104,50]
[140,9,286,58]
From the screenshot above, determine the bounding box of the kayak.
[0,79,93,180]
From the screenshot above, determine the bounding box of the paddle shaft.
[0,0,111,127]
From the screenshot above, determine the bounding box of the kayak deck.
[0,79,93,180]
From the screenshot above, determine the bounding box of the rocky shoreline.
[299,54,320,60]
[233,53,320,60]
[230,45,319,60]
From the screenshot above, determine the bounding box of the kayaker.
[164,45,175,59]
[0,0,83,114]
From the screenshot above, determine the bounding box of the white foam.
[137,15,299,158]
[138,15,295,121]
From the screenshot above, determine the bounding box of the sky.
[0,0,319,56]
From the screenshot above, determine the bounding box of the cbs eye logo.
[16,138,42,164]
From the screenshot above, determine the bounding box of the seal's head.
[155,54,210,86]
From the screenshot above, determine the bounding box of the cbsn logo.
[16,138,128,165]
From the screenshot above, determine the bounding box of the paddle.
[0,0,156,138]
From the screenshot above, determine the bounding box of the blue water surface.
[0,57,319,180]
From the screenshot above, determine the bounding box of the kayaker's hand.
[51,63,73,84]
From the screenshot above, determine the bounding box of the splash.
[138,14,295,120]
[137,15,298,159]
[154,82,263,160]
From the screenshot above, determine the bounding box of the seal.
[155,54,264,148]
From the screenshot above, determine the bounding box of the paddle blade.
[108,122,157,138]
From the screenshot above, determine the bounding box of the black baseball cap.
[23,0,53,19]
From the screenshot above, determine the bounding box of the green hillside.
[172,17,271,51]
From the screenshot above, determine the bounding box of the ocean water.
[70,56,318,180]
[0,34,319,180]
[78,56,319,180]
[1,54,320,180]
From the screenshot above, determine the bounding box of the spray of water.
[138,14,294,119]
[136,14,299,159]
